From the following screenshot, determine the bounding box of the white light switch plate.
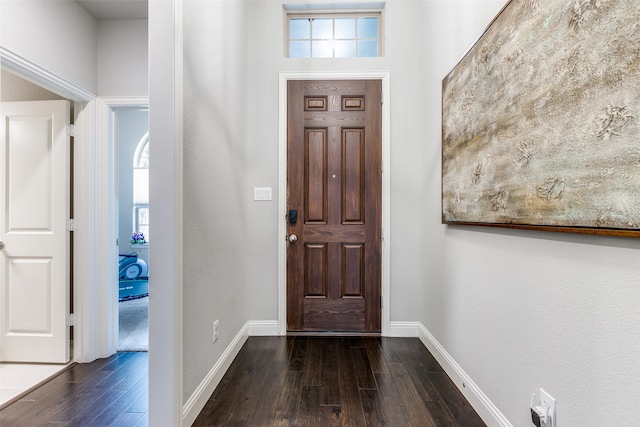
[253,187,272,201]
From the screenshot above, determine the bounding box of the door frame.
[1,49,151,363]
[1,47,99,362]
[95,97,149,357]
[278,71,391,336]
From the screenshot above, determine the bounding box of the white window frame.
[133,133,149,242]
[285,8,384,58]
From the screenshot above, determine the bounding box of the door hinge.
[66,218,78,231]
[66,124,75,137]
[381,92,384,104]
[66,313,78,327]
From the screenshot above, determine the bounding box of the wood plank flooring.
[0,352,148,427]
[194,337,485,427]
[0,337,484,427]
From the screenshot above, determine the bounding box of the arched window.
[133,133,149,242]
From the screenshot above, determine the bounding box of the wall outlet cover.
[539,388,556,427]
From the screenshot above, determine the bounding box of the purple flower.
[131,232,146,244]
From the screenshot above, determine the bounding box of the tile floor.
[0,363,70,409]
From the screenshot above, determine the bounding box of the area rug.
[118,296,148,352]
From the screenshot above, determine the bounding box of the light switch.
[253,187,272,201]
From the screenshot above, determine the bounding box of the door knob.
[289,234,298,243]
[0,241,4,249]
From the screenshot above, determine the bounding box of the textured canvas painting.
[442,0,640,236]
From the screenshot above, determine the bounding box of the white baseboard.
[247,320,279,336]
[416,323,512,427]
[389,321,421,337]
[182,322,249,426]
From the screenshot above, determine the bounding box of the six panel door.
[287,80,382,333]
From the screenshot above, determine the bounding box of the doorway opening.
[115,108,149,352]
[0,69,75,408]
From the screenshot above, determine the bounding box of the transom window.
[287,12,382,58]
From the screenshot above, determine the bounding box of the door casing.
[278,71,391,336]
[95,97,150,357]
[1,48,95,363]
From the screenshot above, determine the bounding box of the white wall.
[97,19,149,96]
[182,0,251,401]
[0,0,98,94]
[1,70,65,101]
[0,2,148,97]
[421,1,640,426]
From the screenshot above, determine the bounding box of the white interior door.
[0,100,70,363]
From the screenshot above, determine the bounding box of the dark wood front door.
[287,80,382,333]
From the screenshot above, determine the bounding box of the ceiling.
[76,0,148,20]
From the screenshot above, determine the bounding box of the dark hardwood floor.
[194,337,485,427]
[0,351,148,427]
[0,337,484,427]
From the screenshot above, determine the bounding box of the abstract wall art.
[442,0,640,237]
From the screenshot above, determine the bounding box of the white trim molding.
[148,0,184,425]
[182,323,249,426]
[248,320,280,336]
[417,324,513,427]
[0,47,95,102]
[277,71,391,336]
[388,321,421,337]
[72,100,98,363]
[91,97,149,362]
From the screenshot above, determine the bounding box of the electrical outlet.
[213,320,219,342]
[540,389,556,427]
[531,388,556,427]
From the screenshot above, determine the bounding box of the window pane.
[134,136,149,168]
[335,40,356,58]
[357,17,378,39]
[290,41,310,58]
[133,207,149,242]
[289,18,310,39]
[357,40,378,57]
[334,18,355,39]
[138,207,149,227]
[312,40,334,58]
[286,12,381,58]
[312,18,333,39]
[133,168,149,204]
